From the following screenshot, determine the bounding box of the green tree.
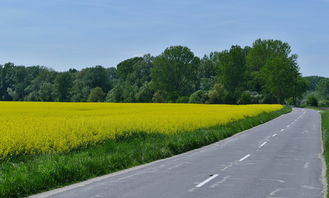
[189,90,208,104]
[246,39,294,92]
[317,79,329,99]
[54,72,73,101]
[218,45,247,103]
[88,87,105,102]
[151,46,200,101]
[207,84,227,104]
[260,55,300,103]
[135,82,154,102]
[117,57,143,81]
[306,95,319,107]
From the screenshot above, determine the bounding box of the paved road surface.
[31,108,326,198]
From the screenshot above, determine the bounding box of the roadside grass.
[0,106,291,198]
[321,110,329,198]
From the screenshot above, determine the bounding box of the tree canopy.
[0,39,310,105]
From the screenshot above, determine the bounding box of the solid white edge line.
[239,154,251,162]
[196,174,219,188]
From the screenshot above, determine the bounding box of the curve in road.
[30,108,326,198]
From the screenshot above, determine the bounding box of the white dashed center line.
[196,174,219,188]
[259,142,267,148]
[239,154,251,162]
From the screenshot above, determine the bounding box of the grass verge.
[322,110,329,197]
[0,106,291,198]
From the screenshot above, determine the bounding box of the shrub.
[176,96,189,103]
[207,84,226,104]
[319,100,329,107]
[152,91,167,103]
[306,95,319,107]
[189,90,208,104]
[88,87,105,102]
[237,91,253,104]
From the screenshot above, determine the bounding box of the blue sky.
[0,0,328,76]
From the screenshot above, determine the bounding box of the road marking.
[196,174,218,188]
[302,185,321,190]
[260,178,285,183]
[272,133,277,137]
[210,176,231,188]
[239,154,251,162]
[259,142,267,148]
[304,162,309,169]
[280,129,284,132]
[269,188,284,196]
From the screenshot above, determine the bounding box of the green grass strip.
[0,106,291,198]
[322,110,329,198]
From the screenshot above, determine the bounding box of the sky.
[0,0,328,77]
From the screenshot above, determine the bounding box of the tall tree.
[54,72,73,101]
[246,39,293,92]
[151,46,200,101]
[317,78,329,99]
[218,45,247,103]
[260,55,301,103]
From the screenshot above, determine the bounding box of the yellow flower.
[0,102,282,159]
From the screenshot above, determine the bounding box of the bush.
[106,87,122,102]
[319,100,329,107]
[306,95,319,107]
[88,87,105,102]
[237,91,252,104]
[285,97,294,106]
[189,90,208,104]
[152,91,167,103]
[176,96,189,103]
[135,83,154,103]
[207,84,226,104]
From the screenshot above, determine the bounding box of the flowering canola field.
[0,102,282,159]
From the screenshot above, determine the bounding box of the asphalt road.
[31,108,326,198]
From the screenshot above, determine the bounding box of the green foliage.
[189,90,208,104]
[306,95,319,107]
[260,55,300,103]
[237,91,253,104]
[106,87,122,102]
[87,87,105,102]
[117,57,144,81]
[321,111,329,198]
[176,96,189,103]
[0,39,308,104]
[54,72,73,101]
[303,76,327,92]
[152,90,167,103]
[319,100,329,107]
[207,84,226,104]
[135,82,154,103]
[317,78,329,99]
[151,46,200,101]
[246,39,294,93]
[218,45,247,103]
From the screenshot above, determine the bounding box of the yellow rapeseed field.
[0,102,282,159]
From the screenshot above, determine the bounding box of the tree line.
[302,76,329,106]
[0,39,307,104]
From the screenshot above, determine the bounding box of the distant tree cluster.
[302,76,329,106]
[0,39,307,104]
